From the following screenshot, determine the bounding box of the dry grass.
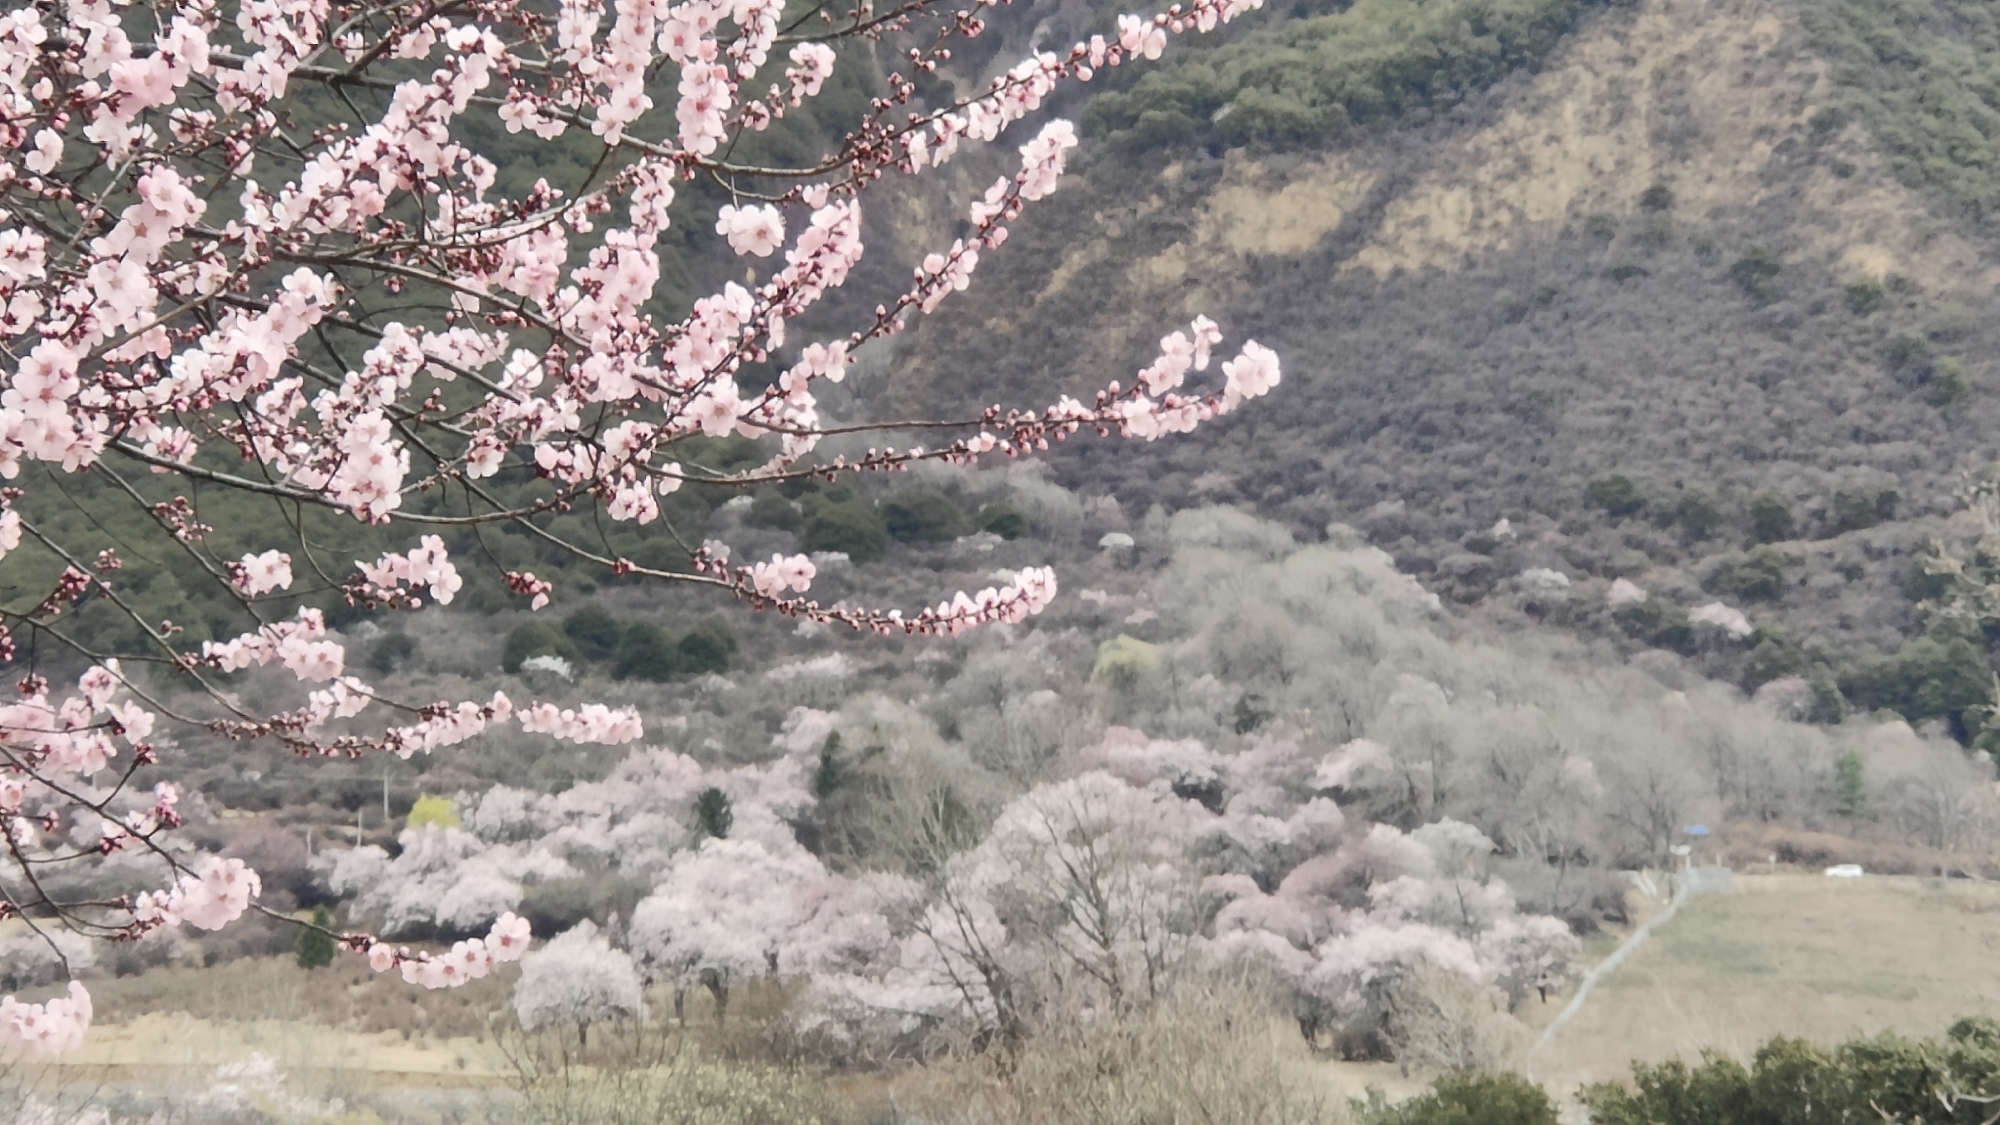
[1528,874,2000,1090]
[87,952,517,1040]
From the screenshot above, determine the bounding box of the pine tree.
[1835,751,1866,818]
[297,905,337,970]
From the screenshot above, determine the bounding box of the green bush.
[1728,249,1782,302]
[976,502,1030,540]
[1829,489,1897,534]
[1839,626,1993,728]
[881,489,970,543]
[563,606,623,661]
[503,622,579,674]
[1650,608,1697,656]
[627,540,694,577]
[1364,1072,1558,1125]
[1749,492,1795,543]
[812,733,846,801]
[1884,330,1932,377]
[1808,675,1848,724]
[801,501,888,562]
[1931,356,1970,407]
[368,632,418,674]
[1704,547,1789,602]
[1743,634,1809,692]
[675,617,737,675]
[1844,277,1884,315]
[746,490,802,531]
[1639,183,1675,212]
[613,623,678,682]
[694,787,733,840]
[1583,1020,2000,1125]
[1834,750,1865,817]
[1585,475,1647,518]
[1668,491,1724,542]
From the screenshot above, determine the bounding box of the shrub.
[1364,1072,1558,1125]
[1651,608,1697,655]
[1845,277,1884,315]
[746,489,802,531]
[1669,491,1724,541]
[1704,547,1788,601]
[976,502,1030,540]
[1834,750,1865,817]
[881,489,970,543]
[1829,489,1897,534]
[1639,183,1675,212]
[296,905,336,970]
[675,617,737,675]
[628,540,693,576]
[812,733,846,801]
[1839,628,1994,728]
[1093,634,1163,691]
[407,794,460,830]
[801,501,888,562]
[1808,676,1848,724]
[503,621,579,674]
[1749,492,1795,543]
[1930,356,1970,407]
[368,632,418,674]
[613,623,678,682]
[1585,475,1647,518]
[1743,634,1808,691]
[694,787,733,839]
[563,606,624,661]
[1884,330,1932,376]
[1729,248,1782,302]
[1583,1020,2000,1125]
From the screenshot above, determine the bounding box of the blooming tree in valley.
[513,920,645,1042]
[802,729,1574,1058]
[0,0,1287,1048]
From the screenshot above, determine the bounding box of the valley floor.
[1528,874,2000,1089]
[25,871,2000,1122]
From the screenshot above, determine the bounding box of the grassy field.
[27,871,2000,1119]
[1527,874,2000,1091]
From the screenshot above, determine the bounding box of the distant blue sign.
[1683,825,1710,837]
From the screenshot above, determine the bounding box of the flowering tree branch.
[0,0,1284,1051]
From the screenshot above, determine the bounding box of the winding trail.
[1526,874,1691,1072]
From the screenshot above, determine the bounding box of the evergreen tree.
[297,905,336,970]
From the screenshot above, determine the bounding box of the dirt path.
[1526,875,1690,1079]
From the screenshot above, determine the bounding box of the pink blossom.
[232,549,293,595]
[0,982,91,1058]
[715,203,785,257]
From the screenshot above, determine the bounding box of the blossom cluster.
[366,912,533,989]
[0,981,92,1058]
[135,855,262,932]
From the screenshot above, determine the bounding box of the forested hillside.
[889,0,2000,742]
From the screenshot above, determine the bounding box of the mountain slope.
[896,0,2000,712]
